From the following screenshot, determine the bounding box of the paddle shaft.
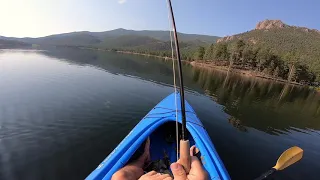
[254,168,276,180]
[167,0,188,140]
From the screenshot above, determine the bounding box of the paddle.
[255,146,303,180]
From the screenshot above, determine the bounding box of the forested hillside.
[0,39,31,49]
[192,20,320,83]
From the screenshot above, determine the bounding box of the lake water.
[0,48,319,180]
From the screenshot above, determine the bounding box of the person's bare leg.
[111,138,150,180]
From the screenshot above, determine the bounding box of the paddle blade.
[273,146,303,170]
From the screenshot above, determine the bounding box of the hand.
[138,171,172,180]
[170,146,208,180]
[111,138,151,180]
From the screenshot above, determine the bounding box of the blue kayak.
[86,93,230,180]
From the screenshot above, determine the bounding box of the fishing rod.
[167,0,187,140]
[167,0,191,172]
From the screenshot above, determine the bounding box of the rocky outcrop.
[298,27,320,34]
[314,29,320,35]
[216,19,320,43]
[216,35,236,43]
[255,19,320,35]
[255,19,288,30]
[248,38,257,44]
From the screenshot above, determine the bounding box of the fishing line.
[166,0,179,161]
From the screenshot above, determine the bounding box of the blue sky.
[0,0,319,37]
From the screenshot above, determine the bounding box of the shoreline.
[80,47,305,87]
[189,61,303,86]
[80,47,183,61]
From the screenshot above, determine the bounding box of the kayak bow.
[86,93,230,180]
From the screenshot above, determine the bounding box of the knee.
[111,171,129,180]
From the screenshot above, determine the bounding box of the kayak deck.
[146,122,195,173]
[86,93,230,180]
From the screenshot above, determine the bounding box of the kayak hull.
[86,93,230,180]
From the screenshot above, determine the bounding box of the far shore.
[79,47,308,87]
[189,61,303,86]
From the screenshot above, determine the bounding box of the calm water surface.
[0,48,319,180]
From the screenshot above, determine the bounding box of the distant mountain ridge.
[0,29,219,58]
[0,29,219,46]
